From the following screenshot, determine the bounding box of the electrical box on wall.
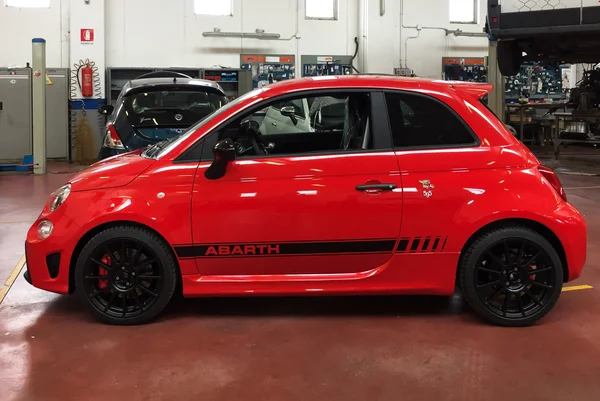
[300,55,353,77]
[394,68,413,77]
[442,57,487,82]
[240,54,295,89]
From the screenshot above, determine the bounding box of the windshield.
[155,88,265,158]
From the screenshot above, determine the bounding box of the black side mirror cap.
[205,138,236,180]
[280,105,298,125]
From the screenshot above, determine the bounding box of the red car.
[24,76,586,326]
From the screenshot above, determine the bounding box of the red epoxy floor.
[0,159,599,401]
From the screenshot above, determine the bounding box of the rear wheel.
[497,40,521,76]
[75,226,177,325]
[459,226,563,326]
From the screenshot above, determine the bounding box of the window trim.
[449,0,478,25]
[305,0,338,21]
[184,89,392,163]
[383,89,481,151]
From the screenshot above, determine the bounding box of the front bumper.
[25,213,81,294]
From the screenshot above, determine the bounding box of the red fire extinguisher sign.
[80,29,94,43]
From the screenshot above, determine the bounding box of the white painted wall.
[0,0,490,79]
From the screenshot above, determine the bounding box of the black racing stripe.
[396,238,410,252]
[421,237,431,252]
[441,237,448,251]
[432,237,441,252]
[410,238,421,253]
[174,239,396,258]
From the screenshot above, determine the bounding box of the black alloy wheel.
[459,226,563,326]
[75,226,177,325]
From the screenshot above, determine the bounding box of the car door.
[189,90,403,277]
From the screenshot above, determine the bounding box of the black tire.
[459,226,563,327]
[75,225,178,325]
[497,40,521,76]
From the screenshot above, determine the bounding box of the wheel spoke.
[88,288,104,299]
[521,251,541,268]
[477,266,502,275]
[502,290,511,316]
[121,293,127,317]
[130,246,140,265]
[503,240,511,265]
[486,252,506,269]
[133,291,143,310]
[477,279,500,288]
[137,275,162,280]
[517,242,525,265]
[120,242,127,263]
[528,267,552,275]
[91,258,112,271]
[485,286,504,305]
[134,258,157,272]
[104,291,117,312]
[530,281,553,289]
[106,248,119,264]
[85,275,109,280]
[516,292,526,317]
[137,284,158,298]
[525,288,544,307]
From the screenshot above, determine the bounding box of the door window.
[385,92,478,148]
[215,92,373,158]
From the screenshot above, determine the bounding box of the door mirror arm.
[205,139,236,180]
[280,106,298,125]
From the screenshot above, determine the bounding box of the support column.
[32,38,47,175]
[487,40,505,121]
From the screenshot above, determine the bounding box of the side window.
[385,92,477,148]
[216,92,373,158]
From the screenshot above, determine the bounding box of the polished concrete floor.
[1,158,599,401]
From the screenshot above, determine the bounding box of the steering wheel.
[239,120,266,155]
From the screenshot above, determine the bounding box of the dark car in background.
[98,77,228,159]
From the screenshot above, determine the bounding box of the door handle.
[356,183,397,193]
[271,122,277,126]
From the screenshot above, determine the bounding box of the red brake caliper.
[98,254,110,289]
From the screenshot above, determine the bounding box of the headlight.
[49,184,71,212]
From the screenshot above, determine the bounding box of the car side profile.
[25,76,586,326]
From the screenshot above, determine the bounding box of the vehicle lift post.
[32,38,47,175]
[487,39,506,123]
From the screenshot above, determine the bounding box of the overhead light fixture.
[202,28,281,40]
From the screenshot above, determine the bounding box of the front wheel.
[75,225,178,325]
[497,40,521,76]
[459,226,563,327]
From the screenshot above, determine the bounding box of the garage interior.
[1,0,600,400]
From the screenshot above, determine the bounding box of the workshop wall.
[0,0,490,79]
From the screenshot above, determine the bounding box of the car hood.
[70,150,155,192]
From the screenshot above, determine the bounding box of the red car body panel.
[25,76,587,298]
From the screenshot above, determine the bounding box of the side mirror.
[205,139,235,180]
[280,105,298,125]
[98,104,114,116]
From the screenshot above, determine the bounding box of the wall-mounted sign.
[80,29,94,44]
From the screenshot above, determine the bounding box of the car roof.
[123,78,225,96]
[262,75,493,99]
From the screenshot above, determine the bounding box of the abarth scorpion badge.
[419,180,435,198]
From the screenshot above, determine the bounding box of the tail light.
[102,124,125,150]
[538,165,567,201]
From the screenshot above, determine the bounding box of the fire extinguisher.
[79,63,93,97]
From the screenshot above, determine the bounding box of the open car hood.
[70,151,155,191]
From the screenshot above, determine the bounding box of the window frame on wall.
[305,0,338,21]
[449,0,478,24]
[5,0,50,8]
[194,0,233,16]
